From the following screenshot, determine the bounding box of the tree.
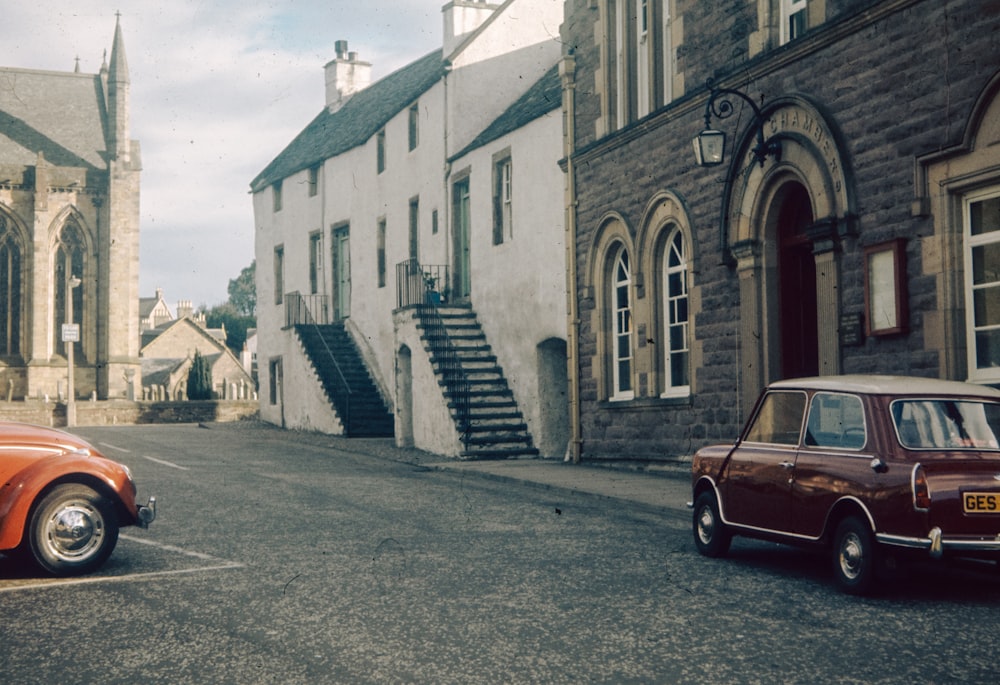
[205,303,254,356]
[228,260,256,317]
[187,350,214,400]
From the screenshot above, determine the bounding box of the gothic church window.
[0,215,21,357]
[53,221,84,359]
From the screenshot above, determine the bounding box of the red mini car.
[0,422,155,576]
[691,375,1000,594]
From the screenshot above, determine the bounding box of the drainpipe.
[561,54,582,464]
[442,60,452,284]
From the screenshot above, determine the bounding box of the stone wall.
[0,400,258,428]
[563,0,1000,461]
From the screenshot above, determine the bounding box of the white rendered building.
[251,0,566,457]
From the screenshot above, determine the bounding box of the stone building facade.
[559,0,1000,461]
[0,16,141,401]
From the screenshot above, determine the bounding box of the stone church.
[0,16,141,401]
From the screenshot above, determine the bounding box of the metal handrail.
[286,292,353,433]
[395,260,471,448]
[420,301,471,449]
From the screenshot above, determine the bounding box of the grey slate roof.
[0,67,109,170]
[449,64,561,162]
[250,49,446,192]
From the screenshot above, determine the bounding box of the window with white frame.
[780,0,807,45]
[661,227,689,396]
[636,0,650,118]
[308,231,322,295]
[661,0,673,106]
[965,188,1000,383]
[611,245,634,399]
[610,0,675,129]
[493,154,512,245]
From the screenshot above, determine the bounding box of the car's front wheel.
[693,491,731,557]
[26,484,119,576]
[832,516,877,595]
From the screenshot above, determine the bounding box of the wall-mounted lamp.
[693,79,781,168]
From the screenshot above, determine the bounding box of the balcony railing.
[285,292,329,327]
[283,291,353,432]
[394,259,470,448]
[396,260,449,310]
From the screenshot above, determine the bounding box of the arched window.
[610,245,634,399]
[54,221,85,358]
[661,226,689,396]
[0,215,21,357]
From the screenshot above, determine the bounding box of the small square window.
[272,180,282,212]
[408,103,419,151]
[376,130,386,174]
[308,166,319,197]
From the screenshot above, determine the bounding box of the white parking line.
[0,535,244,594]
[98,441,130,453]
[141,455,189,470]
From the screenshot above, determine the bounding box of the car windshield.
[891,399,1000,450]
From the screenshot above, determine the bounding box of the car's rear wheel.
[27,484,119,576]
[693,491,731,557]
[832,516,877,595]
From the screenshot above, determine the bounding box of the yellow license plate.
[964,492,1000,513]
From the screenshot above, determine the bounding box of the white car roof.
[767,374,1000,399]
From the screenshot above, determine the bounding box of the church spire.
[107,12,130,162]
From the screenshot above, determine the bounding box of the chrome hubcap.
[43,500,104,562]
[839,532,863,580]
[697,506,715,544]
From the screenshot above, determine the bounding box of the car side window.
[744,391,807,445]
[805,392,866,449]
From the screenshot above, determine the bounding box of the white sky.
[0,1,442,308]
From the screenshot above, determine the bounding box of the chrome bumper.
[136,496,156,528]
[878,526,1000,560]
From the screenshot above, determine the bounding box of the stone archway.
[723,98,856,414]
[396,345,414,447]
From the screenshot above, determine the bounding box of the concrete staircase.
[418,305,537,459]
[294,322,394,437]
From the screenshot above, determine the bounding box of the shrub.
[187,350,214,400]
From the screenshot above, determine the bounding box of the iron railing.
[394,260,471,448]
[284,292,353,433]
[395,260,450,310]
[284,292,329,327]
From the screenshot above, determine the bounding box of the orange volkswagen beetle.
[0,422,155,576]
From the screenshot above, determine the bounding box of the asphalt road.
[2,423,1000,684]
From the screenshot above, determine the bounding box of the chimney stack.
[324,40,372,113]
[442,0,497,56]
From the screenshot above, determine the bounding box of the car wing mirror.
[870,456,888,474]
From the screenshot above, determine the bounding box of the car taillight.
[913,463,931,511]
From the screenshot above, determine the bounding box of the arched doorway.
[396,345,413,447]
[725,99,856,418]
[776,183,817,379]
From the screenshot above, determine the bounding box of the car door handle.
[779,461,795,469]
